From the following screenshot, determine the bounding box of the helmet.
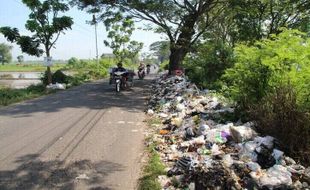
[117,62,123,67]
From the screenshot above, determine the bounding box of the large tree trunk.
[168,13,198,74]
[169,47,187,73]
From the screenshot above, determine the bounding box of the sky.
[0,0,164,61]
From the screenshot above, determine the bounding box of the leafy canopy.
[0,0,73,57]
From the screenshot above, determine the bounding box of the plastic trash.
[197,123,210,136]
[206,129,228,144]
[46,83,66,90]
[171,117,183,127]
[223,154,234,168]
[254,136,274,149]
[147,109,154,115]
[211,144,222,155]
[190,136,205,145]
[158,113,168,118]
[272,149,284,162]
[246,162,261,172]
[257,165,292,188]
[230,125,257,143]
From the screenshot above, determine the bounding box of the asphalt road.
[0,76,154,190]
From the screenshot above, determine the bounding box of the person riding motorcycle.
[138,62,145,79]
[146,64,151,74]
[112,62,128,88]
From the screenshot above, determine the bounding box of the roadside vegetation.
[0,84,52,106]
[0,57,141,106]
[138,117,166,190]
[0,63,66,72]
[183,29,310,165]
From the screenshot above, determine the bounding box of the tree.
[102,15,143,63]
[72,0,227,73]
[227,0,310,44]
[149,41,170,64]
[17,55,24,64]
[0,43,12,65]
[0,0,73,84]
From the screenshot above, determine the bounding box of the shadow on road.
[0,154,124,190]
[0,78,153,117]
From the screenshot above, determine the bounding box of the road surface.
[0,76,154,190]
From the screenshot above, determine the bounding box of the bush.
[222,29,310,164]
[0,84,46,106]
[52,70,70,84]
[159,60,169,71]
[184,41,234,89]
[222,29,310,109]
[40,69,71,85]
[250,85,310,164]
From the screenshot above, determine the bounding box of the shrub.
[52,70,70,84]
[222,29,310,164]
[184,41,234,89]
[250,85,310,164]
[159,60,169,71]
[40,69,71,85]
[222,29,310,109]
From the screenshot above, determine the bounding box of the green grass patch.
[146,117,162,127]
[138,143,166,190]
[138,117,166,190]
[0,84,54,106]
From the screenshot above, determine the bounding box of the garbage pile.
[147,74,310,190]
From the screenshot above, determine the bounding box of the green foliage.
[41,69,71,85]
[138,142,165,190]
[0,0,73,57]
[149,41,170,63]
[184,41,234,89]
[73,0,225,71]
[0,84,48,106]
[222,29,310,110]
[159,60,169,71]
[103,15,143,63]
[0,43,12,64]
[17,55,24,63]
[228,0,310,44]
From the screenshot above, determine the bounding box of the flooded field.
[0,72,42,89]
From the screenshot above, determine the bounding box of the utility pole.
[93,14,99,66]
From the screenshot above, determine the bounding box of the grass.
[138,117,166,190]
[0,84,55,106]
[0,64,66,72]
[138,143,166,190]
[146,117,162,127]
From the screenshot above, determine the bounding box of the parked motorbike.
[138,68,145,79]
[114,71,127,92]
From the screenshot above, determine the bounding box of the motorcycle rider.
[146,64,151,74]
[113,62,128,88]
[138,62,145,79]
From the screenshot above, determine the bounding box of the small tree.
[102,15,143,63]
[17,55,24,64]
[0,0,73,84]
[0,43,12,65]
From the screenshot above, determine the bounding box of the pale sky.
[0,0,164,61]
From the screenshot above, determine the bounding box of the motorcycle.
[138,68,145,79]
[114,71,127,92]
